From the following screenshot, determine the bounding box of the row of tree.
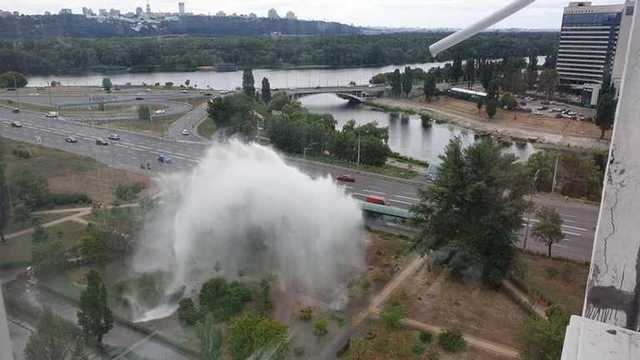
[0,32,558,75]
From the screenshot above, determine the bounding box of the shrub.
[299,307,313,321]
[313,317,329,337]
[41,193,91,207]
[438,329,466,353]
[177,298,199,326]
[411,341,427,355]
[12,145,33,159]
[114,182,146,202]
[199,278,252,322]
[545,267,560,279]
[519,305,570,360]
[426,348,440,360]
[421,114,432,128]
[228,312,288,360]
[380,303,406,330]
[419,330,433,344]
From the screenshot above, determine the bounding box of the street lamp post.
[522,169,540,250]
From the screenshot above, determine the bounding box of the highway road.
[0,106,599,261]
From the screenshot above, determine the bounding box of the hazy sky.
[7,0,626,29]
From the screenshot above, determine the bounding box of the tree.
[0,161,9,244]
[0,71,28,88]
[101,77,112,92]
[242,69,255,97]
[380,303,406,330]
[227,312,288,360]
[423,74,437,102]
[464,58,476,88]
[138,105,151,121]
[595,76,618,139]
[261,77,272,104]
[526,55,538,91]
[199,278,252,322]
[538,69,559,100]
[184,79,191,87]
[485,80,499,119]
[25,308,87,360]
[479,60,494,91]
[32,234,65,276]
[12,169,49,209]
[390,69,402,97]
[532,207,564,257]
[402,66,413,97]
[451,57,463,83]
[313,317,329,337]
[519,305,570,360]
[476,98,483,114]
[412,138,528,287]
[196,313,222,360]
[77,270,113,346]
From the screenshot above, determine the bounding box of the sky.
[6,0,627,29]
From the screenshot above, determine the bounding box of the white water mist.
[130,141,365,321]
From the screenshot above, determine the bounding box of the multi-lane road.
[0,100,600,261]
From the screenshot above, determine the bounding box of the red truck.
[365,195,386,206]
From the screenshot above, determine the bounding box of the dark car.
[135,96,144,100]
[158,154,173,164]
[65,136,78,143]
[11,108,19,113]
[11,121,23,128]
[336,175,356,183]
[95,138,109,145]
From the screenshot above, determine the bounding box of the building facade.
[556,1,634,105]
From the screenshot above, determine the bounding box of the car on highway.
[11,108,19,113]
[46,111,59,118]
[181,89,188,93]
[154,109,166,115]
[158,154,172,164]
[10,121,23,128]
[181,129,190,136]
[65,136,78,143]
[365,195,386,206]
[95,138,109,145]
[336,175,355,183]
[135,96,144,100]
[108,134,121,141]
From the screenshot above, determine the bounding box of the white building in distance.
[286,11,297,20]
[268,8,279,19]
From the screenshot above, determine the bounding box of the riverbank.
[366,97,611,152]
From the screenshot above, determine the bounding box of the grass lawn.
[302,155,419,179]
[2,138,150,203]
[197,118,217,139]
[0,220,88,267]
[106,113,182,136]
[4,211,80,235]
[511,252,589,315]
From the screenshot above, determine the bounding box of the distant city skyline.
[3,0,627,28]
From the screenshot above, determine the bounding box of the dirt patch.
[511,252,589,315]
[400,267,527,349]
[369,97,610,150]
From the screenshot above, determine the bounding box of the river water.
[300,94,535,165]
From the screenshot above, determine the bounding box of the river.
[300,94,535,166]
[26,61,451,90]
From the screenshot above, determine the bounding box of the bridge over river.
[284,85,386,104]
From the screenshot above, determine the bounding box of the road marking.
[388,199,413,206]
[562,230,583,237]
[562,224,589,232]
[363,189,386,195]
[395,195,420,202]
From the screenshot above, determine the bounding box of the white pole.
[551,156,559,193]
[429,0,536,57]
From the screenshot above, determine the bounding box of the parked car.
[365,195,386,206]
[158,154,172,163]
[11,108,19,113]
[336,175,355,183]
[154,109,166,115]
[108,134,120,141]
[65,136,78,143]
[181,129,190,136]
[45,111,58,118]
[95,138,109,145]
[10,121,23,128]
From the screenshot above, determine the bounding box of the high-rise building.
[59,8,73,15]
[556,1,634,104]
[109,9,121,17]
[268,8,279,19]
[179,2,185,15]
[136,6,143,17]
[82,7,95,16]
[98,9,108,17]
[146,2,152,15]
[286,11,297,20]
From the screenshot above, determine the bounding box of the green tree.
[380,303,406,330]
[479,60,494,91]
[227,312,288,360]
[519,305,570,360]
[538,69,559,101]
[390,69,402,97]
[476,98,484,113]
[101,77,112,92]
[0,71,28,88]
[79,225,108,265]
[185,79,191,87]
[0,161,9,243]
[485,80,499,119]
[77,270,113,346]
[423,74,437,102]
[402,66,413,97]
[261,77,272,104]
[25,308,87,360]
[242,69,255,97]
[199,278,252,322]
[138,105,151,121]
[464,58,476,88]
[451,57,463,83]
[526,55,538,91]
[178,297,200,326]
[595,76,617,139]
[196,313,222,360]
[500,93,518,110]
[412,138,528,287]
[32,235,65,276]
[532,207,564,257]
[313,317,329,337]
[12,169,49,209]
